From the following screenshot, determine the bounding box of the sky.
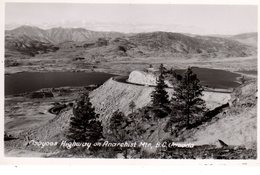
[5,3,258,35]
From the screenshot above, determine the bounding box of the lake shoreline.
[5,67,248,95]
[4,66,128,76]
[5,71,118,96]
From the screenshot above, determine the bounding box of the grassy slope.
[178,81,257,149]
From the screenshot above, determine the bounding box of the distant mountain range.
[5,25,257,58]
[6,25,123,43]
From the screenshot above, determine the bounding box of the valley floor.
[5,56,257,76]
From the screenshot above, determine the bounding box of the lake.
[116,67,241,89]
[236,70,257,75]
[173,67,241,89]
[5,72,116,95]
[5,67,241,95]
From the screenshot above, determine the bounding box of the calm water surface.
[5,67,241,95]
[5,72,116,95]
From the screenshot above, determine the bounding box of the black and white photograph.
[2,2,258,159]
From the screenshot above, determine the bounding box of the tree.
[239,75,246,84]
[109,110,129,141]
[151,64,170,111]
[171,67,207,128]
[129,100,136,113]
[67,93,103,143]
[158,63,167,74]
[109,110,131,158]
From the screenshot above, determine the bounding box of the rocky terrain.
[127,70,172,87]
[90,77,231,122]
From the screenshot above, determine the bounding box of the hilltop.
[230,32,258,47]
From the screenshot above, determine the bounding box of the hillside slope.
[13,77,231,143]
[5,77,256,158]
[90,78,231,124]
[127,70,172,87]
[5,35,59,57]
[230,32,257,47]
[179,81,257,148]
[129,32,256,57]
[5,26,256,59]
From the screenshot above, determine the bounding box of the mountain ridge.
[6,25,124,44]
[5,25,257,58]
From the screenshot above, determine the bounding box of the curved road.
[112,76,233,94]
